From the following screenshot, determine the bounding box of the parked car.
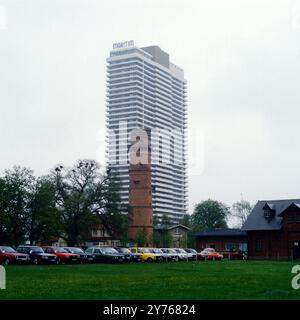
[0,246,30,265]
[222,250,247,260]
[42,246,80,264]
[63,247,95,263]
[160,248,179,261]
[183,248,198,261]
[85,247,124,263]
[16,245,58,265]
[128,247,162,263]
[149,248,171,262]
[114,247,142,263]
[174,248,190,261]
[199,248,223,260]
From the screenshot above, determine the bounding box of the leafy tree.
[152,214,173,247]
[160,214,172,247]
[100,212,128,243]
[162,232,172,248]
[192,199,229,230]
[3,167,35,246]
[153,230,161,247]
[153,215,160,227]
[51,160,121,246]
[179,214,192,228]
[0,177,10,244]
[145,214,173,247]
[27,177,62,245]
[161,214,171,228]
[179,214,195,248]
[231,200,253,227]
[96,170,123,239]
[153,229,172,248]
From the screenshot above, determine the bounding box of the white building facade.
[106,42,187,223]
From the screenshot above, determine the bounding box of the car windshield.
[101,247,118,254]
[138,248,150,253]
[68,248,84,253]
[169,249,177,253]
[203,248,215,253]
[188,249,197,253]
[177,249,186,253]
[1,246,16,253]
[54,248,68,253]
[152,248,162,253]
[30,248,44,253]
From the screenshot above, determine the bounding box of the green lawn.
[0,260,299,300]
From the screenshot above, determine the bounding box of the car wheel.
[147,258,153,263]
[33,258,39,265]
[4,258,10,265]
[56,258,61,265]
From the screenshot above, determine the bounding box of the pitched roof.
[263,202,275,210]
[155,224,191,231]
[194,228,246,237]
[242,199,300,231]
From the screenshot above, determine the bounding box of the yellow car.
[129,247,162,263]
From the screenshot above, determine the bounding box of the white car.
[160,248,179,261]
[174,248,189,261]
[182,248,197,261]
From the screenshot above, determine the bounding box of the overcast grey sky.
[1,0,300,214]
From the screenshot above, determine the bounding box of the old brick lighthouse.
[128,136,153,247]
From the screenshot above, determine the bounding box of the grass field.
[0,260,299,300]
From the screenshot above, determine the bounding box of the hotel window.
[255,239,263,252]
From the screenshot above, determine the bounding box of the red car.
[222,250,247,260]
[0,246,30,265]
[199,248,223,261]
[42,246,80,264]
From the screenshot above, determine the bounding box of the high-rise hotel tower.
[106,41,187,223]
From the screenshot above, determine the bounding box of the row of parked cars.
[0,245,246,265]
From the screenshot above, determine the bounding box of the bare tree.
[231,200,253,228]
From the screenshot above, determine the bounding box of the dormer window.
[262,203,275,221]
[264,209,272,219]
